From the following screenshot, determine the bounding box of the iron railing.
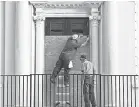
[0,74,138,107]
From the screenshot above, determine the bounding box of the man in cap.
[80,54,96,107]
[50,33,89,86]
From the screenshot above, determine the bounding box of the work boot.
[92,104,97,107]
[50,76,56,84]
[64,82,69,87]
[64,84,69,87]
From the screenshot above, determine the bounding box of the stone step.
[56,95,70,101]
[57,84,70,87]
[56,87,70,93]
[56,92,69,95]
[55,101,71,106]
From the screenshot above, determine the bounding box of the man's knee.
[83,89,89,95]
[64,68,70,73]
[55,59,62,67]
[83,84,89,93]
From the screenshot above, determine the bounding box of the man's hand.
[80,37,90,47]
[86,37,89,41]
[81,70,84,73]
[78,33,84,38]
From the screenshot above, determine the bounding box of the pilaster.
[33,16,45,74]
[89,9,101,74]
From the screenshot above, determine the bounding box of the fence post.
[30,74,32,107]
[99,74,101,107]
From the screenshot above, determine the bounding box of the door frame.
[30,1,103,107]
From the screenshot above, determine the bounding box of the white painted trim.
[98,3,103,74]
[56,93,69,95]
[135,1,139,75]
[134,1,139,88]
[44,14,89,17]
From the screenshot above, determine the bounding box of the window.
[45,17,89,36]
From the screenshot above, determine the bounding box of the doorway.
[44,17,90,73]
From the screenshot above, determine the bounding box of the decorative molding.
[89,15,101,26]
[30,1,103,9]
[89,15,101,21]
[33,16,45,21]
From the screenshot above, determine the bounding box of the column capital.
[89,15,101,25]
[33,16,45,21]
[89,15,101,21]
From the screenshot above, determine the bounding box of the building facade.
[0,1,139,107]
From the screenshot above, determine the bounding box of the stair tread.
[56,93,69,95]
[55,101,70,105]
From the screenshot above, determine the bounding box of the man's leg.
[83,81,91,107]
[62,55,71,86]
[64,68,70,86]
[89,79,96,107]
[50,59,62,84]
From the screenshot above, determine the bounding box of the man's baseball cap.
[72,34,79,39]
[80,54,87,59]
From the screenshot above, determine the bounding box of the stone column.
[14,1,32,107]
[89,9,101,74]
[102,1,136,107]
[4,2,16,107]
[5,1,16,75]
[15,1,32,75]
[0,2,5,107]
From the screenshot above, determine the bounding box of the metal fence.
[0,74,138,107]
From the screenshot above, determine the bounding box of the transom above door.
[45,17,89,36]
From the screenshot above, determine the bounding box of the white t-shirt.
[81,60,94,75]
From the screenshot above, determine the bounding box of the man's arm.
[84,63,90,74]
[84,62,91,74]
[73,36,89,48]
[81,63,85,83]
[93,64,96,74]
[92,64,96,84]
[81,63,84,73]
[80,37,90,47]
[81,63,88,73]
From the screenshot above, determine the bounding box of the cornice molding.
[30,1,103,9]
